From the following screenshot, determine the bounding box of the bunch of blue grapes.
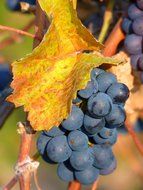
[122,1,143,83]
[37,68,129,185]
[6,0,36,11]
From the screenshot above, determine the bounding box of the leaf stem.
[98,0,115,43]
[125,120,143,156]
[0,25,36,39]
[0,19,35,50]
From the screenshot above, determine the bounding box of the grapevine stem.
[98,0,114,43]
[125,120,143,156]
[91,180,99,190]
[68,181,81,190]
[0,24,36,39]
[0,19,35,50]
[18,1,46,189]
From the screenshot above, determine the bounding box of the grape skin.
[87,93,113,118]
[46,135,72,163]
[122,18,133,34]
[106,83,129,104]
[75,166,99,185]
[124,34,142,55]
[67,130,88,151]
[96,72,117,92]
[57,162,74,182]
[128,4,143,20]
[133,16,143,35]
[62,105,84,131]
[70,149,94,170]
[83,114,105,135]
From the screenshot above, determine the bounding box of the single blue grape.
[87,93,112,117]
[105,104,126,127]
[70,149,94,170]
[61,105,84,131]
[99,127,117,139]
[0,64,12,91]
[137,0,143,10]
[43,126,65,137]
[83,114,105,135]
[124,34,142,55]
[92,132,117,146]
[96,72,117,92]
[78,80,98,99]
[68,130,88,151]
[106,83,129,104]
[137,56,143,71]
[37,132,51,155]
[75,166,99,185]
[99,158,117,175]
[6,0,20,10]
[131,54,142,70]
[57,161,74,182]
[133,16,143,35]
[90,145,115,169]
[90,68,105,81]
[122,18,133,34]
[128,4,143,20]
[46,135,72,163]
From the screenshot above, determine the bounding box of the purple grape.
[90,68,105,81]
[124,34,142,55]
[90,145,115,169]
[46,135,72,163]
[122,18,133,34]
[128,4,143,20]
[131,54,143,70]
[105,105,126,127]
[57,162,74,182]
[67,130,88,151]
[92,132,117,146]
[133,16,143,35]
[99,158,117,175]
[137,56,143,71]
[78,80,98,99]
[43,126,65,137]
[87,93,113,117]
[106,83,129,104]
[61,105,84,131]
[83,114,105,135]
[70,149,94,170]
[137,0,143,10]
[75,166,99,185]
[37,132,51,155]
[96,72,117,92]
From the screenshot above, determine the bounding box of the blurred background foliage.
[0,0,143,189]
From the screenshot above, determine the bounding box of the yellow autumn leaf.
[8,0,124,131]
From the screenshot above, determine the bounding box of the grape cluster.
[0,63,12,92]
[37,68,129,185]
[6,0,36,11]
[122,1,143,83]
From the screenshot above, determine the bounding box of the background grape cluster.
[6,0,36,11]
[37,68,129,185]
[122,1,143,83]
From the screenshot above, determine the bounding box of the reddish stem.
[0,25,36,39]
[68,181,81,190]
[3,176,18,190]
[0,20,34,50]
[125,120,143,156]
[103,18,125,56]
[18,123,34,190]
[91,180,99,190]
